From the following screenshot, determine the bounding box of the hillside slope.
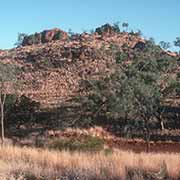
[0,25,147,108]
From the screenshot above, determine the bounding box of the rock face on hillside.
[0,24,157,108]
[22,28,68,46]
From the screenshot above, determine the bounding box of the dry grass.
[0,145,179,179]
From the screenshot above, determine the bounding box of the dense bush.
[76,41,179,150]
[95,23,120,35]
[7,95,40,128]
[48,135,104,152]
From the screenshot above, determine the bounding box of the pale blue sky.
[0,0,180,50]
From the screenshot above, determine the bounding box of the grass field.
[0,145,179,179]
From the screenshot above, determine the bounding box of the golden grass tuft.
[0,145,179,179]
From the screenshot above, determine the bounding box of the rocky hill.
[0,24,178,108]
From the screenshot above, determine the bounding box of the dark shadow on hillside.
[4,97,180,145]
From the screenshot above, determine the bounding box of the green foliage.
[157,58,177,75]
[136,29,143,36]
[27,35,35,44]
[165,80,180,96]
[7,95,40,127]
[48,135,104,152]
[177,72,180,79]
[77,41,179,142]
[53,31,62,40]
[129,30,138,36]
[68,28,75,36]
[148,37,156,45]
[0,62,20,109]
[15,95,40,112]
[80,57,162,120]
[116,52,128,63]
[122,22,129,32]
[113,21,120,32]
[90,29,95,34]
[41,31,47,43]
[41,58,54,68]
[0,62,20,143]
[14,33,28,47]
[103,148,113,156]
[174,37,180,47]
[5,94,17,109]
[159,41,171,50]
[0,62,19,83]
[95,23,120,35]
[22,30,64,46]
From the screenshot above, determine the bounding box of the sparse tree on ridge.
[174,37,180,53]
[14,33,27,47]
[68,28,75,37]
[113,21,120,33]
[148,37,156,45]
[174,37,180,47]
[122,22,129,32]
[159,41,171,50]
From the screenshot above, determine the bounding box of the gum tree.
[159,41,171,50]
[0,62,19,144]
[122,22,129,32]
[174,37,180,47]
[14,33,27,47]
[78,41,178,152]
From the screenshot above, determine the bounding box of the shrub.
[53,31,62,40]
[48,135,104,152]
[116,51,128,63]
[177,72,180,79]
[14,33,28,47]
[169,81,180,96]
[7,95,40,128]
[95,23,120,35]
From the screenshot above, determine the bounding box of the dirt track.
[107,138,180,153]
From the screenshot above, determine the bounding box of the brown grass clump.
[0,145,179,179]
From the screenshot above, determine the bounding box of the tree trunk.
[158,113,165,131]
[1,104,4,145]
[160,119,165,131]
[145,130,150,153]
[145,121,150,153]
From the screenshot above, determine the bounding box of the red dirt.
[51,127,180,153]
[106,138,180,153]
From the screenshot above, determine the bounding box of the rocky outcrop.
[22,28,68,46]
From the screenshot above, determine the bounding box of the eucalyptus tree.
[77,41,179,151]
[159,41,171,50]
[122,22,129,32]
[174,37,180,47]
[0,62,19,144]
